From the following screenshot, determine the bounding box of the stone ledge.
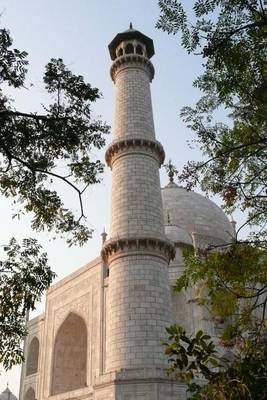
[94,367,169,386]
[105,138,165,168]
[110,54,155,82]
[101,236,175,265]
[45,386,94,400]
[93,368,188,395]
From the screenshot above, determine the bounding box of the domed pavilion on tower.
[19,26,234,400]
[0,386,17,400]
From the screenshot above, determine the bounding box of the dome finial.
[129,22,133,29]
[164,159,177,183]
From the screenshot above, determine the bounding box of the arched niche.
[51,312,87,395]
[24,387,35,400]
[117,47,123,57]
[136,44,143,55]
[26,337,39,376]
[125,43,134,54]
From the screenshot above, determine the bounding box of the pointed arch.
[24,387,35,400]
[51,312,87,395]
[136,44,143,55]
[117,47,123,57]
[26,337,39,376]
[125,43,134,54]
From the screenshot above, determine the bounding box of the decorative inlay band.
[101,236,175,265]
[105,138,165,168]
[110,54,155,82]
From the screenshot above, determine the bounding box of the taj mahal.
[19,26,234,400]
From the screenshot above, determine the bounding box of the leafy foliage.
[165,325,218,382]
[157,1,267,398]
[165,325,267,399]
[0,28,28,88]
[157,0,267,343]
[0,28,109,246]
[0,27,109,369]
[177,245,267,343]
[157,0,267,242]
[0,238,55,370]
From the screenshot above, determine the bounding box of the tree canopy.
[158,0,267,398]
[0,27,109,246]
[165,325,267,399]
[0,238,55,370]
[157,0,267,244]
[0,27,109,369]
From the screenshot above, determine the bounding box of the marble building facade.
[19,26,233,400]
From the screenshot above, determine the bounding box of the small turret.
[0,386,17,400]
[108,24,154,60]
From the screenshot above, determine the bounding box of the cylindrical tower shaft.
[113,64,156,141]
[102,27,174,372]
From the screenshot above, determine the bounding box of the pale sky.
[0,0,243,395]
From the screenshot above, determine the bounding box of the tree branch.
[217,20,267,40]
[0,109,68,121]
[0,138,86,221]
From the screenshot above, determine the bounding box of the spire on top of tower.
[101,228,107,244]
[129,22,133,29]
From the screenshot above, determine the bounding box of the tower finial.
[129,22,133,29]
[101,227,107,244]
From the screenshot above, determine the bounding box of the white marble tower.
[98,26,185,399]
[103,24,174,372]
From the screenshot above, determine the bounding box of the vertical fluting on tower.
[102,27,175,372]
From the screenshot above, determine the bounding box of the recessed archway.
[24,387,35,400]
[125,43,134,54]
[136,44,143,55]
[51,312,87,395]
[26,337,39,376]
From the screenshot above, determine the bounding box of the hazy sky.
[0,0,241,394]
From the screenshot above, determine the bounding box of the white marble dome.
[164,224,192,246]
[162,182,233,246]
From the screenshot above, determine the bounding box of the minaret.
[102,26,175,373]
